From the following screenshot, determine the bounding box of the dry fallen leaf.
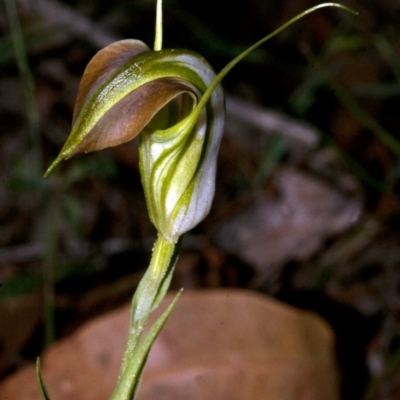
[213,166,362,282]
[0,289,339,400]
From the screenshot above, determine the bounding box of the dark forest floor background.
[0,0,400,399]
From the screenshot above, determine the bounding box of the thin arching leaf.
[110,291,182,400]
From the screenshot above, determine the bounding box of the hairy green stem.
[107,234,180,400]
[114,234,180,392]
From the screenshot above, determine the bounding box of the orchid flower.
[45,40,224,243]
[39,2,356,400]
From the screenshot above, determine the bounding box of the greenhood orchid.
[40,2,357,400]
[45,39,224,242]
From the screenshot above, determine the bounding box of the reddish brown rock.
[0,290,339,400]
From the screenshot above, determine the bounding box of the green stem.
[131,234,176,324]
[5,0,58,348]
[119,234,178,378]
[109,234,180,400]
[154,0,163,51]
[4,0,42,175]
[43,194,58,346]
